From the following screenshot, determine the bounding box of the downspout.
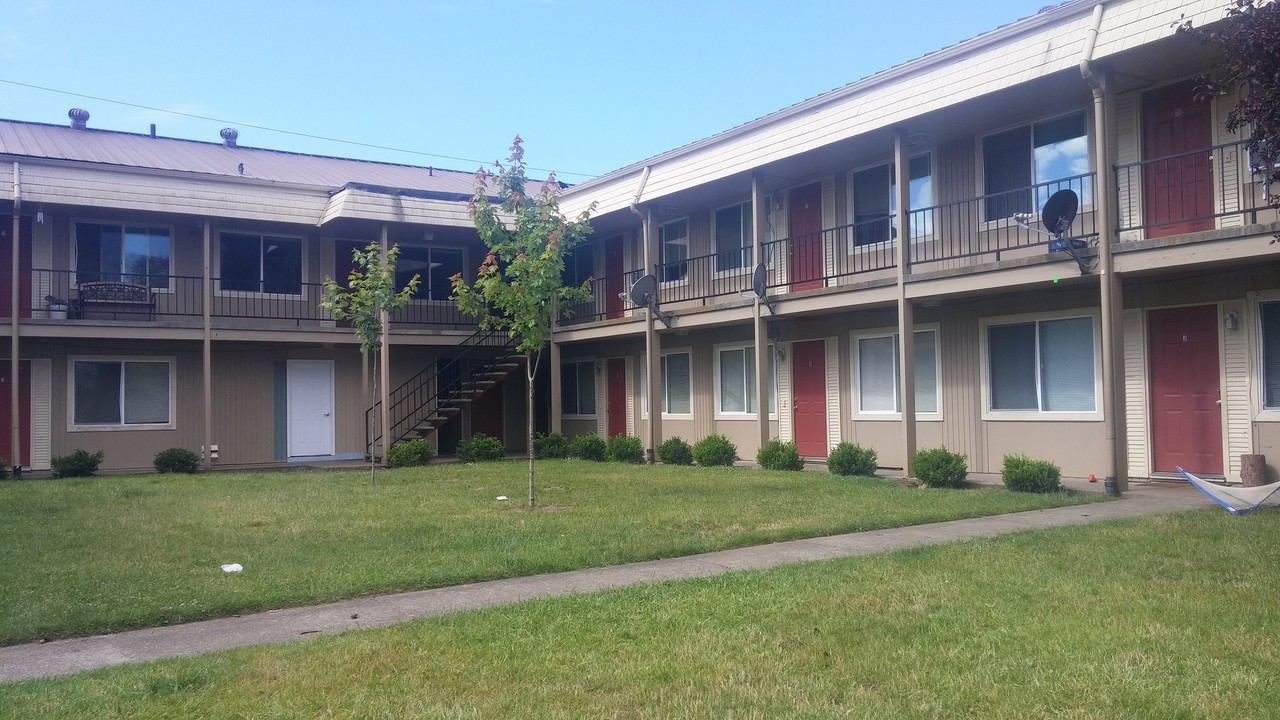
[10,162,22,477]
[629,167,658,463]
[1080,3,1125,492]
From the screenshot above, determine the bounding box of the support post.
[752,173,770,453]
[893,128,917,478]
[9,162,21,476]
[549,331,562,433]
[202,220,213,471]
[379,225,392,464]
[1091,68,1125,491]
[643,207,660,463]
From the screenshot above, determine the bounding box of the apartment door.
[788,183,824,291]
[605,236,624,319]
[607,358,627,437]
[792,340,828,457]
[0,216,32,319]
[287,360,335,457]
[0,360,31,468]
[1143,80,1214,239]
[1149,305,1222,475]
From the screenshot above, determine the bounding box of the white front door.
[288,360,335,457]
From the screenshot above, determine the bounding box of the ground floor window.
[72,359,172,427]
[987,315,1095,412]
[717,345,776,416]
[855,329,938,414]
[561,361,596,416]
[661,352,691,414]
[1263,302,1280,410]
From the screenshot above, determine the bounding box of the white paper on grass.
[221,563,243,573]
[496,496,508,501]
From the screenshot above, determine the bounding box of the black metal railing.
[1117,138,1272,236]
[559,268,643,325]
[655,250,758,305]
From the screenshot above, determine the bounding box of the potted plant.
[45,295,69,320]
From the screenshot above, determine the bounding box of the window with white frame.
[659,218,688,283]
[74,223,171,289]
[849,155,932,247]
[661,352,691,414]
[714,203,753,272]
[983,112,1088,221]
[72,359,172,427]
[561,361,596,416]
[395,246,465,301]
[717,345,776,415]
[220,232,302,294]
[855,330,938,414]
[1263,302,1280,410]
[987,316,1095,412]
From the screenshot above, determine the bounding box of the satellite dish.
[749,263,778,315]
[1041,189,1078,237]
[625,273,672,328]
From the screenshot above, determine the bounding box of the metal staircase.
[366,328,521,457]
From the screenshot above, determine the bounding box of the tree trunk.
[526,354,536,508]
[370,350,378,485]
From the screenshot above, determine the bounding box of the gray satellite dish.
[626,273,672,328]
[1041,189,1089,275]
[750,263,778,315]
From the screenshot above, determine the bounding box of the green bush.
[533,432,569,460]
[1002,453,1063,493]
[153,448,200,474]
[457,433,506,463]
[658,437,693,466]
[757,438,804,471]
[606,434,645,464]
[386,438,434,468]
[828,442,877,477]
[51,449,105,478]
[912,447,968,488]
[570,434,607,462]
[692,433,737,467]
[0,458,9,480]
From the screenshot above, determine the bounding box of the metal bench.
[73,282,157,320]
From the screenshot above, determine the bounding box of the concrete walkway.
[0,483,1211,683]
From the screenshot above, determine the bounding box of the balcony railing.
[1117,138,1275,237]
[558,268,642,325]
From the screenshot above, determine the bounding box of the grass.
[0,461,1097,644]
[1,509,1275,718]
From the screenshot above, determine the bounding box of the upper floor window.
[72,357,172,428]
[850,155,932,247]
[659,218,688,283]
[983,112,1088,221]
[220,233,302,294]
[714,203,753,272]
[563,245,595,287]
[987,315,1095,413]
[396,246,464,301]
[1263,302,1280,410]
[75,223,171,289]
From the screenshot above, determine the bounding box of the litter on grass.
[221,563,243,573]
[496,496,509,501]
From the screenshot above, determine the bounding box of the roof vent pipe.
[68,108,90,130]
[220,128,239,147]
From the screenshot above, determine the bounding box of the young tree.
[1178,0,1280,205]
[452,136,595,508]
[321,242,420,481]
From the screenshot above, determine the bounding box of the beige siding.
[1115,91,1143,242]
[825,336,840,453]
[777,342,792,442]
[939,304,984,471]
[822,177,837,281]
[1222,299,1251,481]
[31,358,50,471]
[1123,308,1151,479]
[319,189,475,228]
[1214,91,1244,229]
[625,356,635,437]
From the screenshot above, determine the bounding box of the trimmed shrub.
[692,433,737,467]
[51,449,105,478]
[912,447,968,488]
[1002,453,1063,493]
[570,433,607,462]
[606,434,645,464]
[757,438,804,471]
[386,438,434,468]
[457,433,506,463]
[153,448,200,474]
[828,442,877,477]
[533,431,569,460]
[658,437,694,466]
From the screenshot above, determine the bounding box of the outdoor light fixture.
[1224,311,1239,330]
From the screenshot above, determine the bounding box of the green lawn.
[0,461,1097,644]
[2,510,1275,718]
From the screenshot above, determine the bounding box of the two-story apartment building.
[548,0,1280,487]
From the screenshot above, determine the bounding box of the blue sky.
[1,0,1051,181]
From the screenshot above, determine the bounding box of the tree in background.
[322,242,420,481]
[1178,0,1280,205]
[452,136,595,508]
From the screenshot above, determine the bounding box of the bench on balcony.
[73,282,157,320]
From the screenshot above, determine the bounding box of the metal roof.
[0,118,479,195]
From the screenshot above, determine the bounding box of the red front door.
[607,358,626,437]
[792,340,828,457]
[0,216,33,319]
[788,184,823,291]
[0,360,31,469]
[1143,80,1214,239]
[1149,305,1222,474]
[605,237,624,319]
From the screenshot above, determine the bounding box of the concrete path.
[0,483,1212,683]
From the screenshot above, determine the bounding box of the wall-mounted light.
[35,209,44,224]
[775,345,787,362]
[1224,311,1239,330]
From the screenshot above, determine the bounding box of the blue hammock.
[1178,467,1280,515]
